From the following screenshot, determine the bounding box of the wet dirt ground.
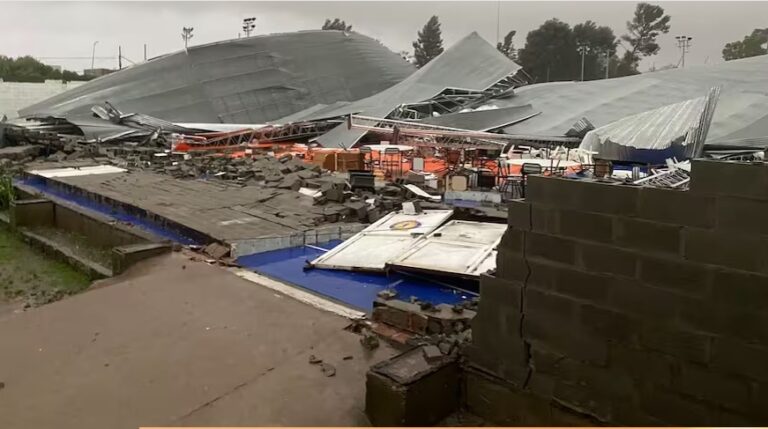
[0,252,396,428]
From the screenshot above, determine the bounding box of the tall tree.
[518,19,578,82]
[617,3,671,76]
[496,30,517,60]
[573,20,618,80]
[321,18,352,31]
[722,28,768,61]
[412,16,444,68]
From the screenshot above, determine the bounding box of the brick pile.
[466,159,768,425]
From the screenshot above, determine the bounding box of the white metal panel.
[28,165,127,178]
[310,210,453,272]
[388,220,506,278]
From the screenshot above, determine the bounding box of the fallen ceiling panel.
[495,54,768,145]
[297,32,522,148]
[387,220,507,278]
[309,210,454,272]
[19,30,415,125]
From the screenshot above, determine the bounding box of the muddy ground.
[0,225,91,308]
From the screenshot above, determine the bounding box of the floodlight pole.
[242,17,256,38]
[676,35,693,68]
[577,44,588,81]
[182,27,194,49]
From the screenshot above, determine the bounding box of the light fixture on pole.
[242,17,256,37]
[182,27,194,49]
[603,49,612,79]
[577,44,588,81]
[676,35,693,68]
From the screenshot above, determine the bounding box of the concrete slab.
[0,253,395,429]
[20,170,366,255]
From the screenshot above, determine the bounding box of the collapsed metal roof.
[494,54,768,145]
[580,87,721,162]
[285,32,522,148]
[19,30,416,124]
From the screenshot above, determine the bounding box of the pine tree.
[412,16,444,68]
[496,30,517,60]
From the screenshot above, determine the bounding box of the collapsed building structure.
[2,28,768,427]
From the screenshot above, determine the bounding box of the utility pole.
[144,44,147,61]
[604,49,612,79]
[496,0,500,45]
[91,40,99,70]
[577,44,588,81]
[242,17,256,37]
[676,35,693,68]
[182,27,194,49]
[118,46,122,70]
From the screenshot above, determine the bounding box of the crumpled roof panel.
[19,30,416,124]
[419,104,539,131]
[301,32,522,148]
[497,54,768,145]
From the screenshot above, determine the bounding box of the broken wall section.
[466,159,768,425]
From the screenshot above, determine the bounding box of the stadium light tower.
[577,44,589,81]
[676,35,693,68]
[182,27,194,49]
[242,17,256,37]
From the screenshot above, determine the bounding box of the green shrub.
[0,174,15,209]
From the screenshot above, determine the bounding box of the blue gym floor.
[237,240,477,312]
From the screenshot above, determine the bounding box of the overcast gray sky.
[2,1,766,73]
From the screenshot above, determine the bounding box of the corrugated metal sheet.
[495,54,768,146]
[19,31,415,124]
[579,87,720,161]
[418,104,539,131]
[297,32,521,148]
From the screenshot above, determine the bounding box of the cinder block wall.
[466,159,768,425]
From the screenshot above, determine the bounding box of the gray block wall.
[466,159,768,425]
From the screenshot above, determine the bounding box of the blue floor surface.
[237,240,477,312]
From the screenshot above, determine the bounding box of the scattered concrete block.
[0,145,40,161]
[203,242,230,259]
[365,346,459,426]
[422,345,443,362]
